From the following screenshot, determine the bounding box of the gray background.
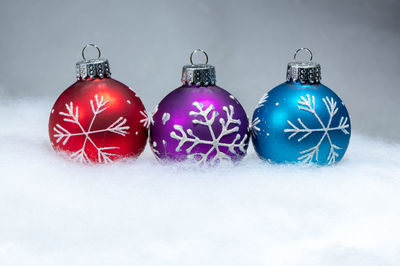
[1,0,399,141]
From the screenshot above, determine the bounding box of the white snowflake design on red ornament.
[53,94,130,163]
[284,94,350,164]
[140,110,151,129]
[170,102,248,165]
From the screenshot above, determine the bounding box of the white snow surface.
[1,97,400,266]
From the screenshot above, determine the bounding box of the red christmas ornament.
[49,44,149,163]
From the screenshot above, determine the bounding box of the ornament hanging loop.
[287,48,320,84]
[76,44,110,79]
[82,44,101,61]
[294,48,313,62]
[190,49,208,65]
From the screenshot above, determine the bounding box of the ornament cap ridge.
[181,49,216,86]
[286,48,321,84]
[76,44,111,80]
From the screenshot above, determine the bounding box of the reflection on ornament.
[140,110,151,129]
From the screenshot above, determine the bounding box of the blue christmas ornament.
[251,48,351,165]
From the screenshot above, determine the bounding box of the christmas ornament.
[149,49,250,165]
[251,48,351,165]
[49,44,148,163]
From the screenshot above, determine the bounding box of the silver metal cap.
[181,49,216,86]
[286,48,321,84]
[75,44,111,80]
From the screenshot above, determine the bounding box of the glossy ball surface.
[251,81,351,165]
[150,85,250,165]
[49,78,148,163]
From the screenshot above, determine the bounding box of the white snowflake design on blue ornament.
[250,117,261,138]
[250,92,268,138]
[284,94,350,164]
[254,92,269,110]
[170,102,248,165]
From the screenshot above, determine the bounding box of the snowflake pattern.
[250,92,268,139]
[140,110,151,129]
[250,117,261,138]
[284,94,350,164]
[151,104,158,125]
[255,92,269,110]
[145,104,159,129]
[53,94,130,163]
[170,102,248,165]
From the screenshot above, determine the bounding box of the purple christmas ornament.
[149,49,249,164]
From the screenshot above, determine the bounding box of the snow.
[1,97,400,266]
